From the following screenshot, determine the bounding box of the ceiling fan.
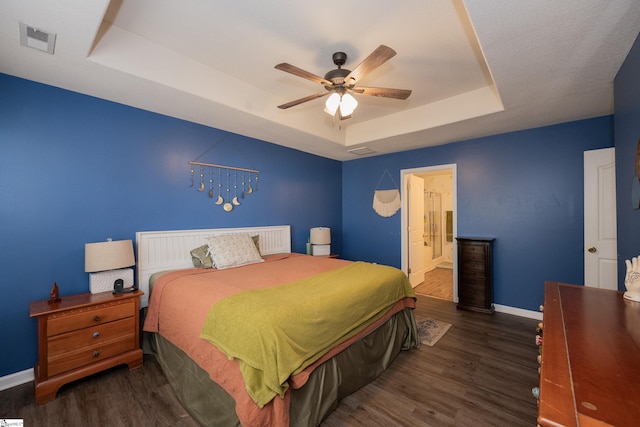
[275,45,411,120]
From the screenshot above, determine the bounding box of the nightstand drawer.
[47,334,136,376]
[47,317,136,357]
[47,301,135,336]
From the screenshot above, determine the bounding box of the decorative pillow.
[251,235,260,254]
[206,233,264,270]
[190,244,214,268]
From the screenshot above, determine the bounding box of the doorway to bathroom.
[401,164,457,302]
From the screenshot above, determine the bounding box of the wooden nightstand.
[29,290,144,404]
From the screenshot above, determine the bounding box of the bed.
[137,225,419,426]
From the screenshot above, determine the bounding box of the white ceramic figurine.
[624,256,640,302]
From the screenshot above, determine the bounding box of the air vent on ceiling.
[348,147,377,156]
[19,22,56,55]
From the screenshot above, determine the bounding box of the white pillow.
[206,233,264,270]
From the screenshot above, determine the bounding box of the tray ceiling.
[1,0,639,160]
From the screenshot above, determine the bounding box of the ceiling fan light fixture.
[324,92,341,115]
[339,93,358,116]
[324,92,358,117]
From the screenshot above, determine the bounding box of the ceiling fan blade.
[344,45,397,86]
[277,91,329,109]
[275,63,333,86]
[351,86,412,100]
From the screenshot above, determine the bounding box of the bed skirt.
[143,307,418,426]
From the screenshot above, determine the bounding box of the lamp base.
[311,244,331,256]
[89,268,134,294]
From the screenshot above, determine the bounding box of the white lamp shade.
[324,93,359,117]
[324,93,340,115]
[339,93,358,116]
[85,239,135,272]
[310,227,331,245]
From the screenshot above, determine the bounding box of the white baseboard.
[0,368,34,391]
[494,303,543,320]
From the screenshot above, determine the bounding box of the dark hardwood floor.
[0,297,539,426]
[323,297,540,426]
[0,353,199,427]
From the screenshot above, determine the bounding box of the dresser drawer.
[462,260,486,273]
[460,249,486,261]
[460,282,487,298]
[47,334,136,377]
[47,317,136,357]
[459,290,488,308]
[460,276,486,288]
[47,301,135,337]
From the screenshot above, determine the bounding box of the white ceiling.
[1,1,639,161]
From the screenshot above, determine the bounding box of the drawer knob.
[92,331,100,339]
[93,315,101,322]
[92,350,101,358]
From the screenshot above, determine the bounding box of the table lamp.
[85,239,135,294]
[310,227,331,256]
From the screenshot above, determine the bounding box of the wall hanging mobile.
[188,138,260,212]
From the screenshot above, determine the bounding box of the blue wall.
[0,74,342,377]
[615,33,640,281]
[342,117,614,312]
[2,47,636,378]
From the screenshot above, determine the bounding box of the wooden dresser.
[456,237,495,313]
[30,290,143,404]
[538,282,640,426]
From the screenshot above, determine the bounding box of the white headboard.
[135,225,291,307]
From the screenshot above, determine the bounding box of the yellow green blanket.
[200,261,415,408]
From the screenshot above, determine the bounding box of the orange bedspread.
[143,253,415,427]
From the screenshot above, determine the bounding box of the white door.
[584,147,617,289]
[408,174,425,287]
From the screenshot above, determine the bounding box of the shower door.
[425,192,442,259]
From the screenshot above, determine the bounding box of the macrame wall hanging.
[189,138,259,212]
[373,169,401,217]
